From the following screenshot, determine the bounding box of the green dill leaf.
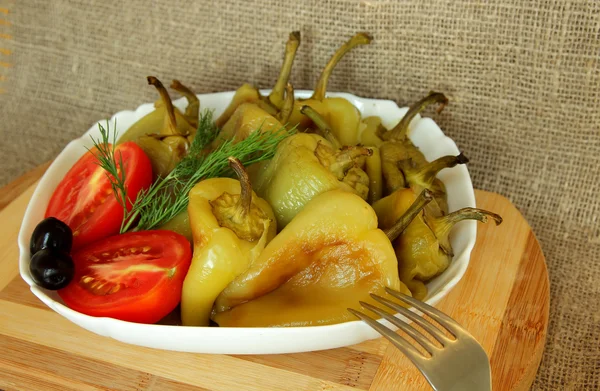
[87,120,133,233]
[189,109,219,153]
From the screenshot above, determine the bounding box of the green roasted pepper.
[373,187,502,300]
[398,153,469,214]
[250,133,371,228]
[378,92,448,194]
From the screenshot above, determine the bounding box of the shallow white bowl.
[17,90,476,354]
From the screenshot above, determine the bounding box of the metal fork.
[349,287,491,391]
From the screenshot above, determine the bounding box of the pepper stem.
[427,207,503,255]
[301,105,342,149]
[385,92,448,141]
[171,79,200,125]
[147,76,180,135]
[400,153,469,188]
[228,157,252,218]
[384,189,434,241]
[311,32,373,101]
[435,207,503,234]
[277,83,295,124]
[269,31,301,108]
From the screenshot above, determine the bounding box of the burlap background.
[0,0,598,389]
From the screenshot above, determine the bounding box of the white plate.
[17,90,476,354]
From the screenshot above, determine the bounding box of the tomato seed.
[109,284,121,294]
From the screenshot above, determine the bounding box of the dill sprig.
[122,110,294,232]
[89,110,293,233]
[88,120,133,233]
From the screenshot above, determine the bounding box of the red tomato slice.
[45,141,152,250]
[58,230,192,324]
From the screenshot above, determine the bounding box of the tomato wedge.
[58,230,192,324]
[45,141,152,250]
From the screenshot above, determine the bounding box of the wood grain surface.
[0,167,549,391]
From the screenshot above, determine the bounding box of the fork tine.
[385,287,463,336]
[370,294,452,346]
[348,308,426,363]
[359,301,439,355]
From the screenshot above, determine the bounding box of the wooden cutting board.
[0,166,549,391]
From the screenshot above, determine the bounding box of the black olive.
[30,217,73,255]
[29,249,75,290]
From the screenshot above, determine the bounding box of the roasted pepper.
[120,77,199,178]
[211,83,294,151]
[398,153,469,214]
[180,158,277,326]
[215,31,301,128]
[301,105,382,204]
[378,92,448,194]
[171,79,201,128]
[250,133,371,228]
[118,78,199,145]
[373,187,502,300]
[212,189,432,327]
[213,102,285,146]
[286,32,372,141]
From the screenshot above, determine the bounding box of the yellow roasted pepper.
[120,77,199,178]
[212,83,295,150]
[373,187,502,300]
[286,32,372,140]
[181,158,277,326]
[215,31,301,128]
[212,189,432,327]
[250,133,371,228]
[213,103,285,146]
[118,78,200,145]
